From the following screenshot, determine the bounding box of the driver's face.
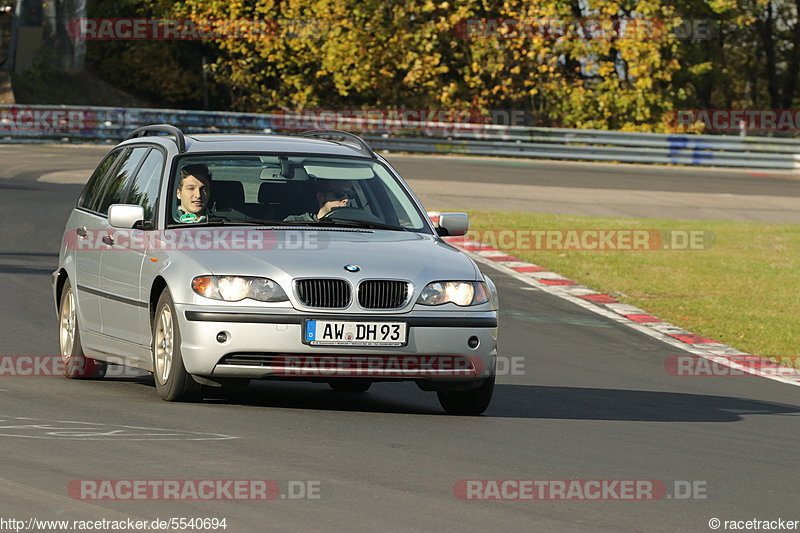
[316,181,353,213]
[177,175,210,215]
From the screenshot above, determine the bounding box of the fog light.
[467,336,480,349]
[216,332,228,343]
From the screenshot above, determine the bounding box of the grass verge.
[454,209,800,359]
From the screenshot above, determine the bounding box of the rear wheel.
[328,379,372,393]
[59,280,106,379]
[152,290,202,401]
[437,375,495,415]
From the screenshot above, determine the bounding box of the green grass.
[452,210,800,358]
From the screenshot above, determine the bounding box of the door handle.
[76,227,87,237]
[101,235,115,246]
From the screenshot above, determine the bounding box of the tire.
[59,279,106,379]
[437,375,495,416]
[152,289,202,401]
[328,379,372,393]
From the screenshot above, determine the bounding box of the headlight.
[218,276,249,301]
[191,276,288,302]
[416,281,490,306]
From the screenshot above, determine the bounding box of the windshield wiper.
[167,218,406,231]
[166,218,230,228]
[167,218,299,228]
[242,219,364,227]
[313,218,407,231]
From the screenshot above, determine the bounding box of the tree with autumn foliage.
[75,0,800,133]
[167,0,683,130]
[675,0,800,112]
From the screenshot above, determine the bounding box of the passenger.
[176,164,212,223]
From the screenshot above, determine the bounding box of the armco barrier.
[365,136,800,169]
[1,104,799,170]
[0,105,274,142]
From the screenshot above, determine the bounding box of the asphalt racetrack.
[0,144,799,532]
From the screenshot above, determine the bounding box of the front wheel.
[59,279,106,379]
[152,290,202,401]
[437,375,495,416]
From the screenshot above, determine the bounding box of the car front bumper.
[175,305,498,382]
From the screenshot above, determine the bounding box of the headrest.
[258,181,295,204]
[212,181,244,206]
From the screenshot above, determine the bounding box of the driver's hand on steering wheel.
[317,197,350,219]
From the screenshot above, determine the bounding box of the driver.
[176,164,212,223]
[284,179,354,222]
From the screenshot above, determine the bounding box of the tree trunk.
[780,0,800,109]
[757,2,780,109]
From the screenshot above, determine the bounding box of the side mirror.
[436,212,469,237]
[108,204,145,229]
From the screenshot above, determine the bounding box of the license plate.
[303,320,407,346]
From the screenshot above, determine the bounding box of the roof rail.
[125,124,187,153]
[298,130,377,159]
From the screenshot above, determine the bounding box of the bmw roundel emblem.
[344,264,360,273]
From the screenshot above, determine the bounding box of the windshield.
[167,154,429,232]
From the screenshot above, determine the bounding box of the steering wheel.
[320,207,383,224]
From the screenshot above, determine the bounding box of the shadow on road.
[0,252,59,257]
[0,253,60,275]
[0,264,57,275]
[110,375,800,421]
[486,384,800,422]
[134,378,442,415]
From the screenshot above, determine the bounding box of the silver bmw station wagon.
[53,125,499,414]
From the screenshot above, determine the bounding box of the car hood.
[165,227,480,282]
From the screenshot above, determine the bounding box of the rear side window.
[125,149,165,221]
[78,150,121,210]
[96,147,148,215]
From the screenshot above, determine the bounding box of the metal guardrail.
[0,105,274,142]
[366,136,800,169]
[1,104,799,170]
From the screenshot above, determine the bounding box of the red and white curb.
[429,217,800,387]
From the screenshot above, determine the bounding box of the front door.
[98,147,163,347]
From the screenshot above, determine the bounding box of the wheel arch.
[55,268,69,311]
[149,276,168,326]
